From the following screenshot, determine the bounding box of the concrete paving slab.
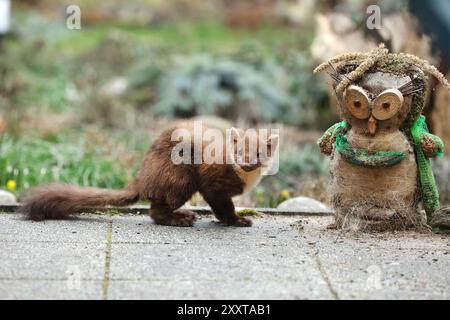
[108,279,332,300]
[109,243,320,281]
[0,242,106,280]
[0,214,108,243]
[108,214,332,299]
[313,244,450,299]
[111,214,302,245]
[0,212,449,299]
[296,216,450,299]
[0,280,102,300]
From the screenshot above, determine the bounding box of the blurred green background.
[1,0,449,207]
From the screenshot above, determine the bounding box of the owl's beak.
[368,115,377,135]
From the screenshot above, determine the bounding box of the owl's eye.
[372,89,403,120]
[343,85,371,119]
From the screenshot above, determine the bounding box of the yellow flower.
[279,189,290,199]
[6,179,17,191]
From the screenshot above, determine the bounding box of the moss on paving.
[236,209,262,218]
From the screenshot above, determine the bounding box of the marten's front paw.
[230,217,253,227]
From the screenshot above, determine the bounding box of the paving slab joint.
[102,219,113,300]
[313,248,340,300]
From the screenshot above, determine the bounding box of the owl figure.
[315,45,450,231]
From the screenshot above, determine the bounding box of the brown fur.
[21,183,139,221]
[20,122,277,227]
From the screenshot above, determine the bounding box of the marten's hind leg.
[147,169,198,227]
[150,203,197,227]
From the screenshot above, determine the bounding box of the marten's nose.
[368,115,377,135]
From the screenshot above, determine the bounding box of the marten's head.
[230,128,279,172]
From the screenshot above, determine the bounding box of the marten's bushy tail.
[20,183,140,221]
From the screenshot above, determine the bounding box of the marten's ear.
[267,134,279,149]
[230,127,241,142]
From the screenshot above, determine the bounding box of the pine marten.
[20,121,279,227]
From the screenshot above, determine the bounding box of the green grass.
[279,144,329,176]
[54,20,305,56]
[10,6,309,57]
[0,134,137,196]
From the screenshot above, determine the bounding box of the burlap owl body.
[315,46,448,231]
